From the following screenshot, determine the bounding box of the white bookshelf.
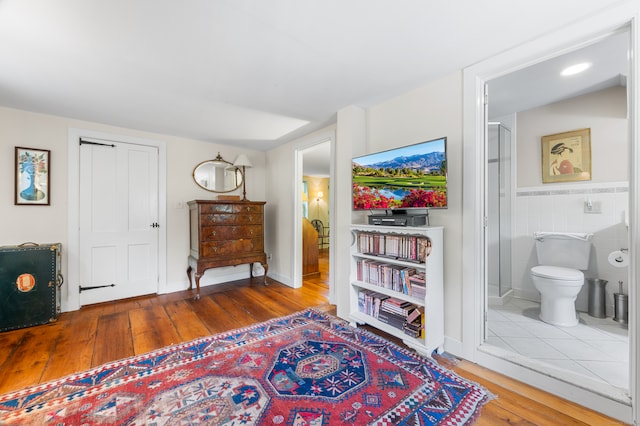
[349,224,444,356]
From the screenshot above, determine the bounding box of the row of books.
[357,233,432,263]
[355,259,426,298]
[357,290,424,338]
[409,272,426,299]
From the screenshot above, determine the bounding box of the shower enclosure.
[487,123,513,301]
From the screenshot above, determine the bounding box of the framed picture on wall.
[15,147,50,205]
[541,128,591,183]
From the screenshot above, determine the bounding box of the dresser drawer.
[201,225,263,241]
[201,213,263,226]
[200,203,262,215]
[201,238,264,257]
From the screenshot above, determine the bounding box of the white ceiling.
[0,0,625,152]
[488,31,629,119]
[304,30,630,177]
[302,141,331,177]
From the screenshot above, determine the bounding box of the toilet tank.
[534,232,593,269]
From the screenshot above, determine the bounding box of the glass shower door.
[488,123,513,299]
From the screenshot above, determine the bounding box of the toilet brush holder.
[613,293,628,325]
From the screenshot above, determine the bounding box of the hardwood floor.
[0,249,625,425]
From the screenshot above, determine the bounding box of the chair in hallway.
[311,219,330,248]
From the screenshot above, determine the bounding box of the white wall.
[265,125,336,287]
[0,108,70,245]
[335,105,367,318]
[518,86,628,186]
[0,106,266,311]
[264,136,296,286]
[512,86,629,314]
[333,72,465,341]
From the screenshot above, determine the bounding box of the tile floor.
[487,298,629,390]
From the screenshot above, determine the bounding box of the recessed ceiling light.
[561,62,592,76]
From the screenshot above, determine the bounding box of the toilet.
[530,232,593,327]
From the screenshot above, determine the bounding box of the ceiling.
[302,141,331,177]
[488,31,629,119]
[0,0,626,152]
[304,30,629,177]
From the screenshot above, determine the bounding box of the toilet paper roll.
[608,251,629,268]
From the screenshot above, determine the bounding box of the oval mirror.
[192,154,243,193]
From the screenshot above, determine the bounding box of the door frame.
[66,128,167,312]
[462,4,638,423]
[293,128,335,303]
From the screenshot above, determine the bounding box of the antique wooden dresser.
[187,200,268,299]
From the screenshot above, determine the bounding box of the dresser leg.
[262,263,269,286]
[194,273,201,300]
[186,266,193,290]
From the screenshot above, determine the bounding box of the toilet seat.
[531,265,583,281]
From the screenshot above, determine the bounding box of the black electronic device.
[368,214,428,227]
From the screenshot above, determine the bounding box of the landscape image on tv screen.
[352,137,447,210]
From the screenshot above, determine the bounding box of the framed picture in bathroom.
[541,128,591,184]
[15,147,50,205]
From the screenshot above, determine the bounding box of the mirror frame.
[192,153,243,193]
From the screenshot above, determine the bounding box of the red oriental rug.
[0,309,490,425]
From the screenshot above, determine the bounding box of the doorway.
[66,128,167,312]
[301,142,331,282]
[462,10,637,422]
[78,139,159,306]
[484,30,631,396]
[294,134,335,304]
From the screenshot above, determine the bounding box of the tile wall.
[512,182,629,315]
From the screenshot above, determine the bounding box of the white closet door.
[79,139,159,306]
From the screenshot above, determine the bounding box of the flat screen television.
[352,137,447,211]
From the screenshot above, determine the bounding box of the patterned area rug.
[0,309,489,425]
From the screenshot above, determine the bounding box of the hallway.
[303,247,329,288]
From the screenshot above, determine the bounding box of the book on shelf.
[356,232,431,264]
[407,272,426,297]
[357,233,384,255]
[403,322,422,338]
[381,298,413,316]
[400,267,416,295]
[406,306,421,323]
[410,283,426,299]
[408,271,425,284]
[377,310,406,328]
[417,237,432,262]
[356,258,417,296]
[403,307,424,338]
[358,290,390,318]
[358,289,424,334]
